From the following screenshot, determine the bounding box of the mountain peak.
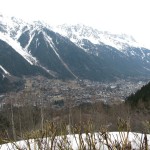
[53,24,142,52]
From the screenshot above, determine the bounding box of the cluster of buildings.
[0,76,147,109]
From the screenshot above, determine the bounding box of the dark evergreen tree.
[126,82,150,108]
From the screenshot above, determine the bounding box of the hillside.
[126,82,150,108]
[0,15,150,83]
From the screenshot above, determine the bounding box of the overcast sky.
[0,0,150,48]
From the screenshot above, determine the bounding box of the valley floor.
[0,77,148,109]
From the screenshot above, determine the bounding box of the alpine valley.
[0,14,150,93]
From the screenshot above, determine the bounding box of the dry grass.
[0,118,150,150]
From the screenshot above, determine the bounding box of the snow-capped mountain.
[54,24,149,58]
[0,14,150,90]
[53,24,150,75]
[54,24,142,51]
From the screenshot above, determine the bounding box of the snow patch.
[2,74,5,78]
[39,65,57,78]
[53,24,145,54]
[24,31,35,51]
[0,132,150,150]
[43,31,77,78]
[0,32,38,65]
[43,31,61,59]
[0,65,10,75]
[144,67,150,71]
[35,38,40,48]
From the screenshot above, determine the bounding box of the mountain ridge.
[0,14,150,89]
[53,24,145,50]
